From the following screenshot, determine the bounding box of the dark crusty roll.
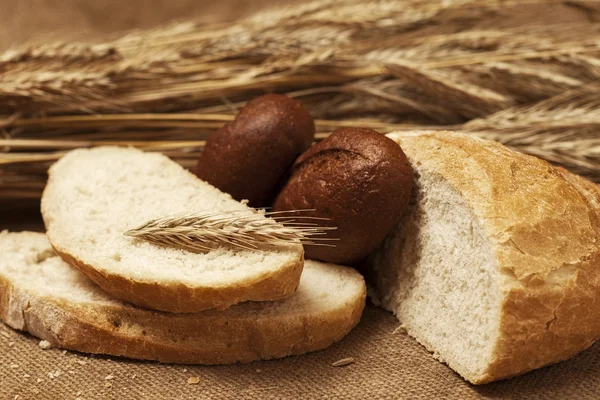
[273,127,413,264]
[195,94,314,207]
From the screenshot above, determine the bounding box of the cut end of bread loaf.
[41,147,305,312]
[0,231,366,364]
[371,131,600,384]
[371,154,501,382]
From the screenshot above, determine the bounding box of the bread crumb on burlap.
[38,340,52,350]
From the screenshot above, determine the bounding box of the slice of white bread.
[41,147,304,313]
[369,131,600,384]
[0,231,365,363]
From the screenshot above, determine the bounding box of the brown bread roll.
[195,94,315,207]
[273,127,413,264]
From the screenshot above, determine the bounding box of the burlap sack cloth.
[1,218,599,399]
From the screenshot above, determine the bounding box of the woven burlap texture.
[2,304,600,400]
[1,218,599,399]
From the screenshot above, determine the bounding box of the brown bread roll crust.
[195,94,315,207]
[273,127,413,264]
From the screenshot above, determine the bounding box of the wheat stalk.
[0,0,594,117]
[1,0,600,204]
[123,209,337,253]
[463,86,600,177]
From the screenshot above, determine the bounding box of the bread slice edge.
[50,239,305,313]
[0,232,366,364]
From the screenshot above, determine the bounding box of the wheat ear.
[123,209,337,253]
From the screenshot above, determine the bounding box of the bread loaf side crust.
[387,131,600,384]
[555,165,600,210]
[477,250,600,383]
[52,244,304,313]
[477,167,600,384]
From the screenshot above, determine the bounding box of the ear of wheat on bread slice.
[41,147,305,313]
[0,231,365,363]
[369,131,600,384]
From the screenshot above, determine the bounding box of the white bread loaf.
[370,131,600,384]
[0,231,365,363]
[41,147,304,313]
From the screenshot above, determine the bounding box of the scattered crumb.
[38,340,52,350]
[105,382,112,389]
[106,359,112,362]
[183,368,187,373]
[105,374,114,380]
[62,350,67,355]
[131,374,137,379]
[76,391,82,396]
[36,378,43,383]
[32,388,40,394]
[23,374,30,378]
[8,342,14,347]
[77,360,87,366]
[331,357,355,367]
[1,331,10,338]
[256,369,262,374]
[187,377,201,385]
[10,364,18,369]
[13,395,19,400]
[48,369,62,379]
[68,370,75,374]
